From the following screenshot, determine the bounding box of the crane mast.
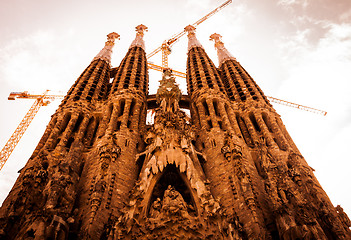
[148,62,186,78]
[0,91,63,170]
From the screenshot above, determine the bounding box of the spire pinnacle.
[184,25,203,51]
[209,33,236,65]
[130,24,148,50]
[93,32,120,64]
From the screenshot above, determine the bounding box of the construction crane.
[143,0,327,116]
[0,90,63,171]
[267,96,327,116]
[146,0,233,69]
[148,62,186,78]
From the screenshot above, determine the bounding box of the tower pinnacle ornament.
[209,33,236,65]
[184,25,203,51]
[93,32,120,64]
[130,24,148,50]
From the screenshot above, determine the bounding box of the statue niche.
[147,165,197,219]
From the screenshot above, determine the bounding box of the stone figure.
[34,169,48,188]
[46,215,69,240]
[98,139,121,174]
[336,205,351,227]
[44,171,73,213]
[149,198,162,218]
[161,185,190,219]
[221,134,242,162]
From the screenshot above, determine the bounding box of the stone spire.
[184,25,203,51]
[110,24,149,94]
[129,24,148,50]
[209,33,236,65]
[93,32,120,64]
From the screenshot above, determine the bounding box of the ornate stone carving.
[129,24,147,50]
[93,32,120,64]
[44,169,74,214]
[336,205,351,227]
[147,185,192,221]
[185,25,204,51]
[161,185,190,218]
[98,139,121,173]
[106,69,236,239]
[46,215,69,240]
[149,198,162,219]
[210,33,236,65]
[221,133,242,161]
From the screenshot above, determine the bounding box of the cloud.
[0,29,102,99]
[0,30,74,91]
[278,0,351,24]
[278,0,309,8]
[340,7,351,21]
[275,16,351,124]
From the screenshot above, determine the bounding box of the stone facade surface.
[0,26,350,240]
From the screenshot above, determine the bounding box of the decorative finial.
[136,24,148,36]
[93,32,120,64]
[209,33,236,65]
[184,25,203,51]
[209,33,223,47]
[184,25,196,35]
[161,68,176,83]
[107,32,120,43]
[130,24,148,50]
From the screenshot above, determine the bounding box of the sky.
[0,0,351,218]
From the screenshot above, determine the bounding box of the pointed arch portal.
[146,164,198,217]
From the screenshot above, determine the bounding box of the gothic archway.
[146,164,198,217]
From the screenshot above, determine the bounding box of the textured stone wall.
[0,58,110,239]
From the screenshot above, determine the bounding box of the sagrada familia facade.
[0,24,350,239]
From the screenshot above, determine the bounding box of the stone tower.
[0,25,350,240]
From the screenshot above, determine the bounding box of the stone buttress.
[185,25,270,239]
[211,33,351,239]
[0,32,120,239]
